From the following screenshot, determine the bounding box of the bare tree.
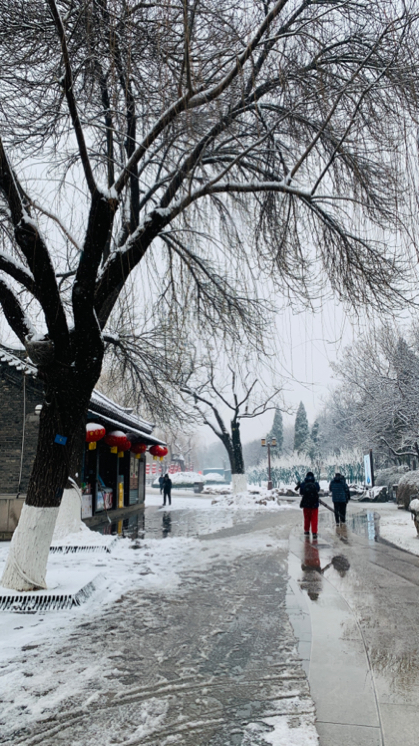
[326,324,419,466]
[181,363,282,492]
[0,0,418,588]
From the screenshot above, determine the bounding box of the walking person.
[329,472,350,525]
[158,474,164,495]
[296,471,320,538]
[162,474,172,507]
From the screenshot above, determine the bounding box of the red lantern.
[86,423,106,450]
[117,439,131,458]
[104,430,127,454]
[131,442,147,459]
[149,445,168,461]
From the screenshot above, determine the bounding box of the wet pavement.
[3,500,419,745]
[3,508,317,746]
[288,502,419,746]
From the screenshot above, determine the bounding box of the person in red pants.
[296,471,320,538]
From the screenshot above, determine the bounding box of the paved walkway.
[287,503,419,746]
[2,509,316,746]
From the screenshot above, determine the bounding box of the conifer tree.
[294,402,309,452]
[311,420,320,445]
[269,408,283,455]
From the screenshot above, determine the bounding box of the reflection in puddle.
[90,504,242,541]
[319,509,381,543]
[298,538,351,601]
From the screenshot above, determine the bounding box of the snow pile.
[409,498,419,513]
[211,487,298,510]
[355,485,388,502]
[202,484,232,495]
[348,483,365,494]
[51,487,114,548]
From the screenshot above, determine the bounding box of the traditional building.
[0,344,163,538]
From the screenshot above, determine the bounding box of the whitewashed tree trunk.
[1,504,59,590]
[52,485,83,541]
[232,473,247,494]
[1,367,97,592]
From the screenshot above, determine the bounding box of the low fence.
[248,461,364,487]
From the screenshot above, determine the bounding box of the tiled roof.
[0,344,164,444]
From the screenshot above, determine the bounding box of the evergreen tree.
[294,402,309,452]
[311,419,320,445]
[269,408,283,455]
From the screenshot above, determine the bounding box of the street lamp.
[261,436,277,490]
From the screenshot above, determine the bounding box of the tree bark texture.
[1,353,102,590]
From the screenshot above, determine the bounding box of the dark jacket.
[329,475,350,503]
[163,477,172,494]
[298,475,320,509]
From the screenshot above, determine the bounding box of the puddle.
[91,505,244,541]
[319,508,381,543]
[348,511,381,541]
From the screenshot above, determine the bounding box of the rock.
[355,485,388,502]
[396,472,419,510]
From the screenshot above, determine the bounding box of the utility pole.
[261,437,277,490]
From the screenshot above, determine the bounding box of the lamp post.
[261,436,277,490]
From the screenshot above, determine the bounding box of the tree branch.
[47,0,97,195]
[0,252,36,295]
[113,0,289,194]
[0,278,33,344]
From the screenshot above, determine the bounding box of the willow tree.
[0,0,417,589]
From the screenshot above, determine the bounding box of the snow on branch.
[0,251,35,294]
[0,276,34,343]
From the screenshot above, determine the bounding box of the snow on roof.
[0,344,37,375]
[89,389,154,434]
[87,410,164,445]
[0,344,160,441]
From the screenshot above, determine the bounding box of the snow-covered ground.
[210,487,299,510]
[0,495,316,746]
[371,503,419,555]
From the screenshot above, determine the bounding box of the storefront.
[0,345,166,534]
[79,390,166,518]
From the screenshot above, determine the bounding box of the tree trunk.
[230,420,246,494]
[1,361,99,591]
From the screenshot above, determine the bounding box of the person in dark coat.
[162,474,172,507]
[158,474,164,494]
[296,471,320,538]
[329,472,350,525]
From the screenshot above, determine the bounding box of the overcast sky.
[0,287,358,445]
[195,296,361,446]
